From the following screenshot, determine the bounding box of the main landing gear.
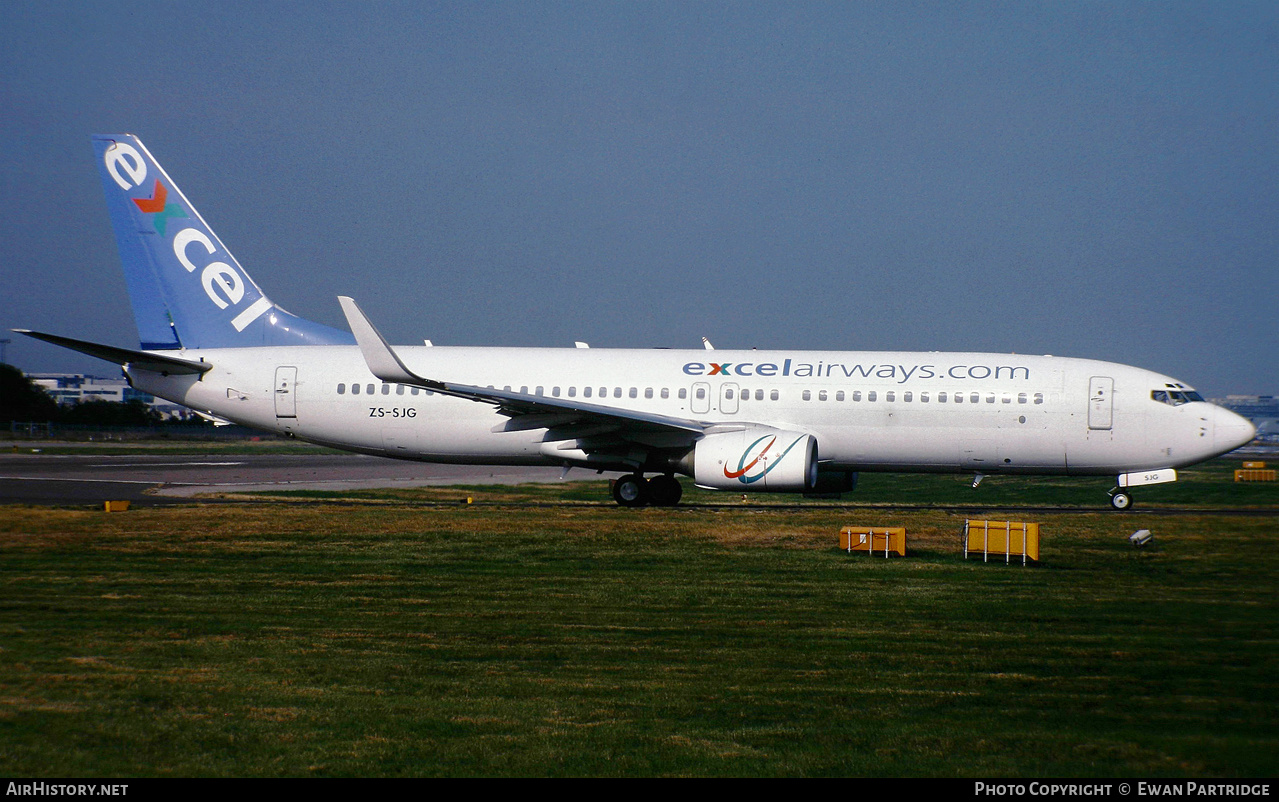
[611,473,684,507]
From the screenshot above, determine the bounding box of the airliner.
[16,135,1256,509]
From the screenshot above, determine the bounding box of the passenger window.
[645,388,653,399]
[397,385,405,395]
[382,384,390,395]
[367,384,375,395]
[770,390,779,401]
[818,390,827,401]
[755,389,764,401]
[971,393,980,404]
[584,387,592,398]
[985,393,994,404]
[552,387,561,397]
[803,390,812,401]
[535,386,544,396]
[886,391,896,402]
[629,387,637,399]
[939,392,947,403]
[852,390,861,401]
[836,391,845,401]
[337,383,346,395]
[679,388,687,399]
[568,387,576,398]
[614,388,622,398]
[1034,393,1044,405]
[868,391,877,402]
[661,388,670,399]
[696,387,706,400]
[411,387,419,396]
[726,389,735,400]
[903,392,912,402]
[1018,393,1027,404]
[921,392,929,403]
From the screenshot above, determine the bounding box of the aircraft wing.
[337,297,707,442]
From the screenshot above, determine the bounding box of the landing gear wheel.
[1110,491,1133,511]
[647,475,683,507]
[612,474,649,507]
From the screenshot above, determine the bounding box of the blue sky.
[2,1,1275,394]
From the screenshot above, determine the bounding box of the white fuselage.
[128,345,1253,478]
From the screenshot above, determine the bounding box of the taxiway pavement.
[0,450,568,506]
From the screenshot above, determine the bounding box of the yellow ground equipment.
[963,520,1039,565]
[1236,461,1275,482]
[839,526,906,558]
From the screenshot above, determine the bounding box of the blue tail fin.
[92,134,354,350]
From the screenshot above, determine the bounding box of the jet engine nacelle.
[691,428,818,492]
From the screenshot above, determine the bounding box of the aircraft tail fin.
[92,134,354,350]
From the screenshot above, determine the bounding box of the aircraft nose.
[1214,406,1257,453]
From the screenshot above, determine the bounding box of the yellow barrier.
[839,526,906,557]
[103,500,130,512]
[1242,461,1266,469]
[1235,469,1276,482]
[963,520,1039,565]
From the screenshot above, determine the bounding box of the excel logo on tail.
[130,180,187,235]
[103,141,271,333]
[724,433,807,485]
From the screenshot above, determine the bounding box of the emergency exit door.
[275,366,297,418]
[1088,376,1113,430]
[720,382,740,414]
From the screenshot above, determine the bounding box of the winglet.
[337,297,445,391]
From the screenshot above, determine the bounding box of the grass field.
[0,466,1275,776]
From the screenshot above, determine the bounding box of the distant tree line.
[1,364,199,427]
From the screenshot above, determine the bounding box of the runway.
[0,450,568,506]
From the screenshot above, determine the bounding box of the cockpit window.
[1152,389,1205,406]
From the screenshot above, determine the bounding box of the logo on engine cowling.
[725,434,808,485]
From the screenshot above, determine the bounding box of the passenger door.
[274,366,298,418]
[1088,376,1113,430]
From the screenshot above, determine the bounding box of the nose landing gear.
[1109,488,1134,510]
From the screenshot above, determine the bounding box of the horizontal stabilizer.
[13,329,212,375]
[194,411,235,426]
